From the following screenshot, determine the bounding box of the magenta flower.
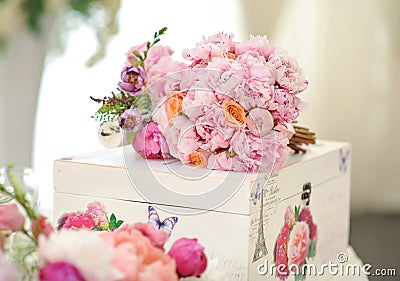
[0,203,25,232]
[57,212,95,230]
[118,109,143,132]
[118,66,146,96]
[168,238,207,277]
[132,121,171,159]
[40,262,86,281]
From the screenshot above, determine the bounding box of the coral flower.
[222,100,246,127]
[165,92,187,123]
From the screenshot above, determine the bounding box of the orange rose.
[222,100,246,126]
[188,150,210,167]
[166,92,187,123]
[226,52,236,60]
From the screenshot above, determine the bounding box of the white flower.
[38,230,124,281]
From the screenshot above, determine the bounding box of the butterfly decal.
[339,148,350,172]
[148,206,178,236]
[250,183,261,205]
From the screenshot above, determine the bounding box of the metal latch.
[301,182,312,206]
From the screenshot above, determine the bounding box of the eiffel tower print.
[252,189,268,263]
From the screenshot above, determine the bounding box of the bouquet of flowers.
[92,28,315,174]
[274,205,318,280]
[0,167,213,281]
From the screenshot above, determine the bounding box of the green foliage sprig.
[90,91,136,122]
[132,27,168,68]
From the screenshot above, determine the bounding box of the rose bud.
[168,238,207,277]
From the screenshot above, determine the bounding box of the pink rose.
[138,261,179,281]
[31,215,54,240]
[0,203,25,232]
[287,221,310,267]
[168,238,207,277]
[130,223,169,249]
[40,261,86,281]
[132,121,171,159]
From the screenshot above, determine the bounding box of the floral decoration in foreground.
[92,28,316,174]
[0,167,211,281]
[274,205,318,281]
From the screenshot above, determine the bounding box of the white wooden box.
[53,140,351,281]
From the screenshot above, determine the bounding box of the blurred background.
[0,0,399,279]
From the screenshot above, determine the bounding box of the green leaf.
[225,150,235,157]
[69,0,92,16]
[116,220,124,228]
[110,213,116,225]
[308,240,317,258]
[294,205,300,220]
[133,50,143,60]
[159,27,168,35]
[154,38,160,44]
[146,41,151,49]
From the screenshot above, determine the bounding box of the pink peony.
[138,260,179,281]
[269,48,308,95]
[146,57,188,101]
[274,224,290,281]
[125,43,147,66]
[236,52,275,96]
[168,238,207,278]
[297,207,318,241]
[38,230,123,281]
[232,82,273,111]
[130,223,169,249]
[0,203,25,232]
[31,215,54,240]
[40,261,86,281]
[235,35,275,59]
[268,87,303,124]
[132,121,171,159]
[181,89,217,121]
[287,221,310,267]
[183,32,235,64]
[145,45,174,70]
[195,105,237,151]
[0,252,19,281]
[229,130,289,173]
[102,230,178,281]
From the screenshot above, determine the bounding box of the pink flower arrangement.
[0,175,209,281]
[92,28,310,174]
[274,205,318,280]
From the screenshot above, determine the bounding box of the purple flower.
[118,109,142,132]
[118,66,146,96]
[132,121,171,159]
[40,262,86,281]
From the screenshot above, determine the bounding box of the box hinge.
[301,182,312,206]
